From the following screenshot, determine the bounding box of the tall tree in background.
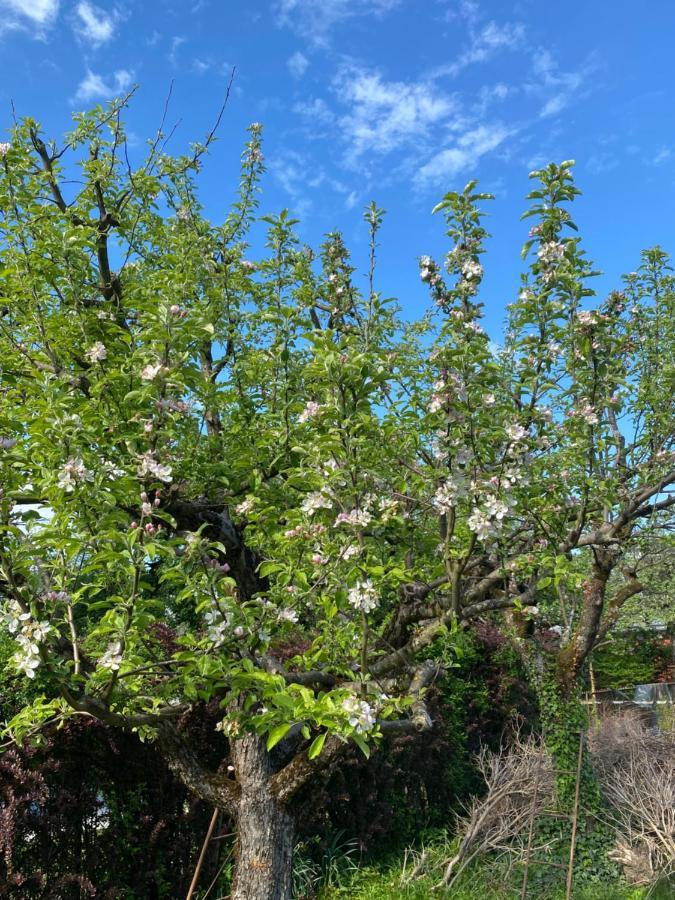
[0,98,673,898]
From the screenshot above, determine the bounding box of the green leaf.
[307,731,327,759]
[266,723,292,750]
[352,733,370,758]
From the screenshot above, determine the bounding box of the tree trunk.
[231,733,295,900]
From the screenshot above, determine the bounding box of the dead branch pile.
[590,712,675,884]
[434,733,554,889]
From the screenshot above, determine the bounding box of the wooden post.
[520,750,542,899]
[565,733,584,900]
[186,807,220,900]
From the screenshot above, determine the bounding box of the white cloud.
[442,20,525,77]
[417,123,514,185]
[169,35,185,66]
[0,0,59,35]
[287,50,309,78]
[531,48,591,118]
[74,1,115,44]
[270,147,357,216]
[334,65,458,162]
[293,97,336,128]
[73,68,134,104]
[275,0,400,46]
[653,148,672,165]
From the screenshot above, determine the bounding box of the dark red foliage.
[0,716,226,899]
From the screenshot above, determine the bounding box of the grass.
[313,836,673,900]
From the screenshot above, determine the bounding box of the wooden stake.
[186,808,220,900]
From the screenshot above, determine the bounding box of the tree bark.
[231,733,295,900]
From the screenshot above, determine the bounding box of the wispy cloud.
[270,146,358,216]
[433,20,525,78]
[287,50,309,78]
[334,65,458,162]
[168,35,186,66]
[293,97,336,128]
[275,0,401,46]
[73,68,134,104]
[418,122,514,185]
[0,0,59,36]
[531,48,593,118]
[74,1,115,45]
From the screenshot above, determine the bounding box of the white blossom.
[506,423,528,443]
[348,579,379,613]
[342,695,376,733]
[342,544,360,560]
[576,310,597,325]
[461,259,483,281]
[204,605,231,645]
[467,508,492,540]
[537,241,565,266]
[98,641,124,671]
[298,401,322,423]
[334,508,372,528]
[57,457,93,492]
[0,143,10,157]
[141,362,163,381]
[235,497,255,516]
[579,404,599,425]
[301,492,332,515]
[2,602,51,679]
[85,342,107,363]
[277,608,299,624]
[138,452,173,483]
[483,496,509,521]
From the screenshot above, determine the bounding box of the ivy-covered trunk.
[535,672,600,812]
[230,733,295,900]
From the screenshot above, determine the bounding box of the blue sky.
[2,0,675,335]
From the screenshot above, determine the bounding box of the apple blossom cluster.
[57,457,94,492]
[234,497,255,516]
[85,342,107,363]
[505,423,529,443]
[204,603,231,646]
[568,403,600,426]
[537,241,566,266]
[138,452,173,483]
[276,607,299,625]
[98,641,124,672]
[298,401,322,423]
[342,695,377,733]
[301,491,333,515]
[1,599,51,679]
[467,495,511,541]
[347,579,379,613]
[433,473,470,512]
[283,522,327,541]
[0,142,10,157]
[334,508,372,528]
[419,255,441,287]
[156,397,190,415]
[141,362,165,381]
